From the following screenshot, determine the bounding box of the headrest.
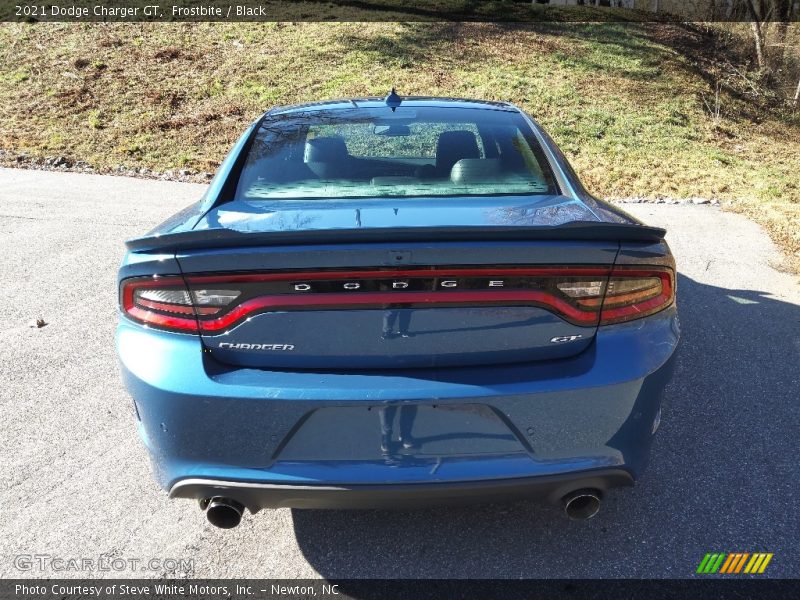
[304,136,348,163]
[436,130,480,174]
[450,158,501,184]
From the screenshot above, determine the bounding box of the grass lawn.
[0,21,798,269]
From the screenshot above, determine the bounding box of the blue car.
[117,93,679,528]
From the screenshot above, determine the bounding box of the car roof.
[268,96,520,116]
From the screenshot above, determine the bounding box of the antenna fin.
[385,88,402,111]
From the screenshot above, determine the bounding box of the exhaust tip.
[205,497,244,529]
[562,489,601,520]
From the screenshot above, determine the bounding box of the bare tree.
[741,0,796,71]
[744,0,769,69]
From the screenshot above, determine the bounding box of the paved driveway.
[1,168,797,578]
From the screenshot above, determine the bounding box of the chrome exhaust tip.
[204,497,245,529]
[562,489,602,520]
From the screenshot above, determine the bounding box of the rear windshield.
[234,106,560,200]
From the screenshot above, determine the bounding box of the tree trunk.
[751,20,767,69]
[743,1,768,70]
[794,76,800,106]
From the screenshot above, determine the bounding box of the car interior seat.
[304,136,351,179]
[434,130,481,177]
[449,158,502,184]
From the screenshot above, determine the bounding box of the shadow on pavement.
[290,273,799,578]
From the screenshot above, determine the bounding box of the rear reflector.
[556,280,606,298]
[136,289,191,305]
[119,266,675,333]
[191,289,241,305]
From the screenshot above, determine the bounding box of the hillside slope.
[0,22,798,267]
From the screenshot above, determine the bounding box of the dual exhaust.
[199,489,602,529]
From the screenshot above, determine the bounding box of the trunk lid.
[129,196,665,370]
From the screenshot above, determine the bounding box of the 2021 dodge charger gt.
[117,93,679,528]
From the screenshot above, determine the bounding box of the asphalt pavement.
[0,167,798,578]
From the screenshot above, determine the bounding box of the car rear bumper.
[170,469,634,512]
[117,306,679,508]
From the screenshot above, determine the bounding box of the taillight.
[120,277,243,332]
[120,276,199,332]
[119,266,674,334]
[598,267,675,325]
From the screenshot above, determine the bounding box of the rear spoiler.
[125,222,666,253]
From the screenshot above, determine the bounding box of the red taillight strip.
[125,305,199,331]
[120,266,675,334]
[196,289,599,332]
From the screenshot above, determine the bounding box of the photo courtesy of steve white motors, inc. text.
[13,583,342,597]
